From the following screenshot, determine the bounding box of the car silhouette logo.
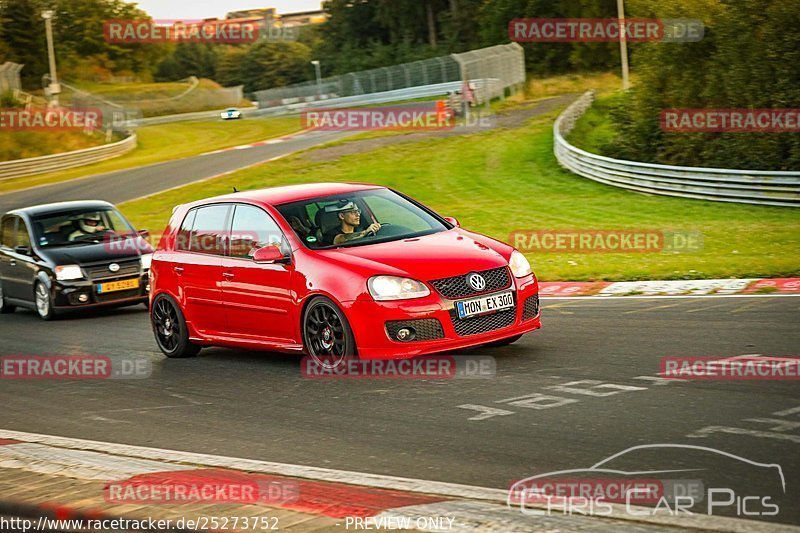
[467,273,486,291]
[109,263,120,272]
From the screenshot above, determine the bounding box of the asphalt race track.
[0,129,351,215]
[1,296,798,526]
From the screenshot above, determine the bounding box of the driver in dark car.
[325,201,381,245]
[68,212,106,241]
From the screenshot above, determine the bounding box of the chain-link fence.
[0,62,24,93]
[252,43,526,109]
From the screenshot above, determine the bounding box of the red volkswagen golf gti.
[149,183,540,359]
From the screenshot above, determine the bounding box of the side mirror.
[137,229,150,241]
[444,216,460,228]
[252,245,288,264]
[14,245,30,256]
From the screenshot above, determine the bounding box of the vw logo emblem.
[467,273,486,292]
[109,263,120,272]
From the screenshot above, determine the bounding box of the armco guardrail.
[554,91,800,207]
[0,133,136,181]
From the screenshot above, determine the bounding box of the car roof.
[6,200,116,218]
[188,182,386,208]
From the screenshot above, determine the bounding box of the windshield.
[276,188,449,249]
[31,207,136,248]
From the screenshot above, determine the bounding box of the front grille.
[449,307,517,337]
[430,266,511,300]
[385,319,445,342]
[522,295,540,321]
[85,259,141,281]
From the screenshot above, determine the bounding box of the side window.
[0,217,15,248]
[175,209,197,252]
[15,219,31,248]
[190,205,230,256]
[230,204,284,259]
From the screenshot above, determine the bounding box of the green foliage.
[237,41,312,93]
[606,0,800,170]
[155,43,217,81]
[0,0,167,87]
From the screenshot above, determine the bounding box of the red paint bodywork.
[150,183,540,359]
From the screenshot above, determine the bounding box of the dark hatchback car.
[0,200,153,320]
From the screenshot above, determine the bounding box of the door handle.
[173,266,184,275]
[9,260,15,266]
[222,272,234,280]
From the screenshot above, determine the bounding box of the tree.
[215,46,248,87]
[238,41,312,93]
[606,0,800,170]
[1,0,47,88]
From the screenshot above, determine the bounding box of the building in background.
[223,7,328,29]
[278,10,328,28]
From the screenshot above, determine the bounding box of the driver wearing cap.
[324,201,381,245]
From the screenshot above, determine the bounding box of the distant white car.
[220,108,242,120]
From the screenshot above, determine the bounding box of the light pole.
[41,10,61,106]
[311,60,322,99]
[616,0,630,90]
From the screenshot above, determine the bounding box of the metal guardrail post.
[0,133,137,181]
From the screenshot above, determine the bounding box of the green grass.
[0,130,110,161]
[118,102,800,282]
[566,92,620,153]
[0,117,302,195]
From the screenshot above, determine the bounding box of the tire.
[151,294,200,358]
[0,284,16,314]
[34,281,56,321]
[302,296,356,366]
[486,334,523,348]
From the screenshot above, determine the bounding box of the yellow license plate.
[97,278,140,293]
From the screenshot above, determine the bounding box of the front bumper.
[52,272,150,310]
[347,274,541,359]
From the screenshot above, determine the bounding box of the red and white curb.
[539,278,800,297]
[0,431,795,532]
[201,130,316,156]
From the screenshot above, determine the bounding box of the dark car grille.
[522,295,540,321]
[385,319,445,342]
[430,266,511,300]
[85,259,141,281]
[449,307,517,337]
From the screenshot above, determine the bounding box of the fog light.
[78,294,89,303]
[396,328,416,342]
[145,283,151,292]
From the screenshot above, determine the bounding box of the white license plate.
[456,291,514,319]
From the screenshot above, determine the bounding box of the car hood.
[317,229,511,281]
[37,242,147,265]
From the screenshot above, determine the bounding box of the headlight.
[509,250,532,278]
[55,264,83,281]
[140,253,153,270]
[368,275,430,301]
